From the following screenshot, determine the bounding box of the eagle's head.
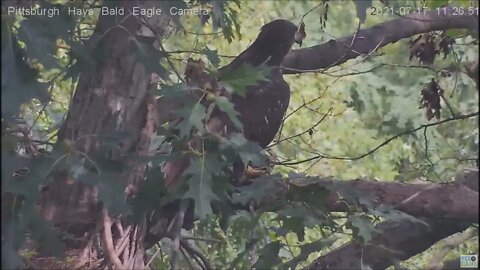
[219,19,307,72]
[249,19,306,66]
[259,19,305,45]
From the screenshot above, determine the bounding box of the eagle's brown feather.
[163,19,301,189]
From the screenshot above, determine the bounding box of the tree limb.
[234,170,479,269]
[237,170,479,223]
[305,219,471,270]
[283,7,479,74]
[428,227,478,270]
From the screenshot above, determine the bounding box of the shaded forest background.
[1,0,478,269]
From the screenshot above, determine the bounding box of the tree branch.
[428,227,478,270]
[237,170,478,223]
[232,170,478,269]
[283,7,478,74]
[306,219,471,270]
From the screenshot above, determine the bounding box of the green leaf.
[1,31,49,119]
[348,215,379,243]
[25,204,65,256]
[286,182,330,209]
[214,96,243,130]
[276,205,331,242]
[3,153,57,199]
[183,156,219,219]
[175,102,207,138]
[131,167,165,221]
[222,133,265,166]
[253,241,282,269]
[202,46,221,67]
[16,3,75,69]
[280,216,306,241]
[132,37,170,80]
[210,1,242,43]
[17,19,60,69]
[93,156,131,216]
[98,172,131,216]
[281,237,338,269]
[68,40,99,71]
[218,64,270,97]
[232,175,280,205]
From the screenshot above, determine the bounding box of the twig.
[182,236,224,244]
[275,111,479,166]
[102,208,125,269]
[168,200,188,269]
[180,240,213,270]
[73,219,103,269]
[166,49,236,58]
[180,245,195,270]
[145,244,163,269]
[114,225,132,257]
[299,2,324,24]
[159,43,186,83]
[269,108,331,148]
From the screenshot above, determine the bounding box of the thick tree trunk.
[37,1,170,269]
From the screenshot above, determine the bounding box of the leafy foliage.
[213,96,243,130]
[1,0,478,269]
[218,64,270,96]
[182,155,221,219]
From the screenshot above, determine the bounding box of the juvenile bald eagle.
[163,19,304,189]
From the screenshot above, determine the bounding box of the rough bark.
[26,3,478,269]
[283,6,479,74]
[306,219,470,270]
[241,170,478,223]
[37,1,170,269]
[302,170,478,270]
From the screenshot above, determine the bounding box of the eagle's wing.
[232,69,290,149]
[162,19,301,190]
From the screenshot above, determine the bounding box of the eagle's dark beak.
[295,21,306,47]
